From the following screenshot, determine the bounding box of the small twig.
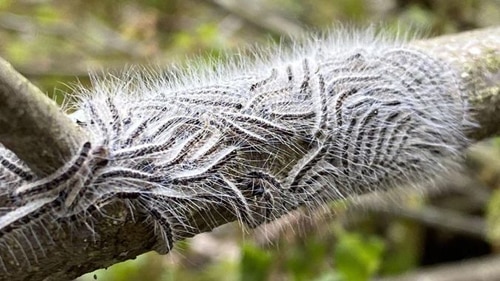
[375,254,500,281]
[202,0,305,36]
[362,204,486,239]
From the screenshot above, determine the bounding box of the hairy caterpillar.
[0,28,471,274]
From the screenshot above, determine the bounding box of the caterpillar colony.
[0,28,471,274]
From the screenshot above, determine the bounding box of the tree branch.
[0,57,85,176]
[414,27,500,139]
[0,27,499,281]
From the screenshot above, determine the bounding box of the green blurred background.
[0,0,499,280]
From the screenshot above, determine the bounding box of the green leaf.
[334,233,385,281]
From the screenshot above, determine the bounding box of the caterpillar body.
[0,28,471,273]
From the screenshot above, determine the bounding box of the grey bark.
[0,57,86,176]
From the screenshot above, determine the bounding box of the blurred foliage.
[334,231,385,281]
[475,140,500,249]
[0,0,499,280]
[1,0,499,93]
[240,243,273,281]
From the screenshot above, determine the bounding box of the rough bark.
[414,27,500,139]
[0,57,86,176]
[0,27,498,281]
